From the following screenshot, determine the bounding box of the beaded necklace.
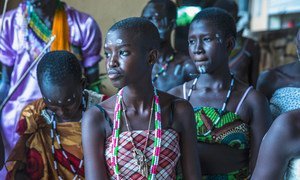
[111,88,162,180]
[50,114,84,180]
[25,1,62,43]
[152,54,174,82]
[187,74,235,136]
[123,99,154,177]
[47,94,87,180]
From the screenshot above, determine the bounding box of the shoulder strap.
[235,86,253,114]
[94,104,113,130]
[183,82,187,100]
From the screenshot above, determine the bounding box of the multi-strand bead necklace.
[110,88,162,180]
[50,114,84,180]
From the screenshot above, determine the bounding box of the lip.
[107,69,123,80]
[194,58,209,66]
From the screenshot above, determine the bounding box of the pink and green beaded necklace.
[110,87,162,180]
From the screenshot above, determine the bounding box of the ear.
[80,78,87,90]
[148,49,159,65]
[225,36,236,53]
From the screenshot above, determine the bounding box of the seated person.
[142,0,198,91]
[5,51,105,179]
[0,0,102,168]
[252,109,300,179]
[169,8,271,179]
[257,29,300,119]
[214,0,261,87]
[82,17,201,179]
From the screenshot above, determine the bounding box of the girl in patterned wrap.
[257,29,300,120]
[168,8,272,179]
[82,17,201,180]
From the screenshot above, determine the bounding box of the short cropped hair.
[108,17,160,50]
[37,50,82,87]
[144,0,177,20]
[191,7,237,39]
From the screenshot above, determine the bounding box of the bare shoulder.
[273,110,300,139]
[159,91,195,131]
[175,53,196,68]
[82,95,116,133]
[257,68,280,98]
[268,109,300,153]
[242,83,269,111]
[168,83,184,98]
[159,91,193,115]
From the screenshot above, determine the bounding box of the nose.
[107,53,119,68]
[193,40,205,55]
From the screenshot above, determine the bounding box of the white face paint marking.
[67,98,71,102]
[215,34,223,44]
[116,39,123,44]
[198,66,207,74]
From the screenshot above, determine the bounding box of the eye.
[120,50,129,57]
[104,51,111,58]
[188,39,196,46]
[202,37,212,42]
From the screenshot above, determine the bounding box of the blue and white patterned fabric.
[270,87,300,120]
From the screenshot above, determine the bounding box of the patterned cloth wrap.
[105,129,181,180]
[5,90,104,179]
[0,1,102,163]
[194,106,250,179]
[270,87,300,120]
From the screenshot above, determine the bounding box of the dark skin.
[251,109,300,179]
[0,0,99,104]
[214,0,261,87]
[257,30,300,101]
[229,35,260,88]
[14,78,86,179]
[257,62,300,100]
[142,2,198,91]
[82,29,201,179]
[41,78,86,123]
[168,20,271,175]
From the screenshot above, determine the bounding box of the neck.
[122,81,155,113]
[198,67,232,89]
[34,1,58,27]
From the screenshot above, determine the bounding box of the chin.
[111,81,125,90]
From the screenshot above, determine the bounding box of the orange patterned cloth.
[5,99,84,179]
[50,3,70,52]
[5,90,104,179]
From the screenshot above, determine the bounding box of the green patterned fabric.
[194,107,249,150]
[203,167,249,180]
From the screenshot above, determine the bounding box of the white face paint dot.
[58,100,62,104]
[116,39,122,44]
[67,98,71,102]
